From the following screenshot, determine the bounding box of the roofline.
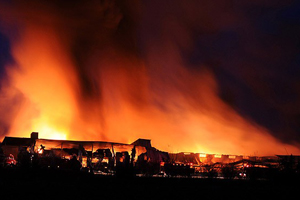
[2,136,32,143]
[1,136,148,147]
[35,138,131,146]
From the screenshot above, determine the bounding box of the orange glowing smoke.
[4,26,77,141]
[0,1,299,155]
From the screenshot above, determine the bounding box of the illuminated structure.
[1,132,169,167]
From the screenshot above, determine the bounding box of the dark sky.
[0,32,12,79]
[136,0,300,145]
[193,1,300,144]
[1,0,300,147]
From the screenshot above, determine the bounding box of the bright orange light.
[36,125,67,140]
[37,148,43,154]
[1,3,300,157]
[199,153,207,158]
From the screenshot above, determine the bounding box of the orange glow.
[36,126,67,140]
[3,26,77,141]
[37,148,43,154]
[1,2,300,157]
[199,154,207,158]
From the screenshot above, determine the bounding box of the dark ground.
[0,168,299,200]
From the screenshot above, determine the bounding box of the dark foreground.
[0,168,299,200]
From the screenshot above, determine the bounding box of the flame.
[36,125,67,140]
[0,1,300,156]
[3,26,77,141]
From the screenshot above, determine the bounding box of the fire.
[36,125,67,140]
[2,26,76,141]
[37,147,44,154]
[0,1,300,156]
[199,154,207,158]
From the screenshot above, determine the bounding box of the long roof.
[1,136,147,154]
[2,136,34,146]
[35,138,132,151]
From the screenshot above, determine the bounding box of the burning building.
[1,132,169,172]
[0,0,300,160]
[1,131,299,180]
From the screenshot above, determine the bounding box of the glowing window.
[214,154,222,158]
[229,155,236,159]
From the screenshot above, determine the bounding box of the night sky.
[1,0,300,150]
[136,0,300,147]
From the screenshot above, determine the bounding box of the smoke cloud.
[0,0,299,155]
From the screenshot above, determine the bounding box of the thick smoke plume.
[0,0,299,155]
